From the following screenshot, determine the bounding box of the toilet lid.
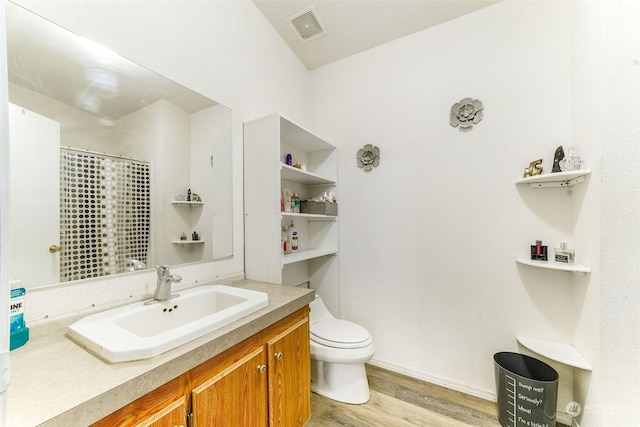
[310,318,372,349]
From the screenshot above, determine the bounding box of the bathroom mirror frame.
[5,1,233,289]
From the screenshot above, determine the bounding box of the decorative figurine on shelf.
[192,193,202,202]
[523,159,543,178]
[192,231,200,241]
[552,146,565,172]
[559,146,583,171]
[187,188,192,201]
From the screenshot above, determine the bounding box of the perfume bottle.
[554,242,575,264]
[530,240,548,261]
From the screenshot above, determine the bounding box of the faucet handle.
[156,265,169,276]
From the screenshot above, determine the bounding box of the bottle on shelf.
[293,193,300,213]
[289,220,298,252]
[530,240,548,261]
[281,225,287,255]
[554,242,575,264]
[283,189,293,213]
[283,224,291,254]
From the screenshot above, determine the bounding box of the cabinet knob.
[49,244,63,253]
[275,352,283,361]
[257,364,267,373]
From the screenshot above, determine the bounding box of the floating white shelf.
[517,336,592,370]
[170,201,204,207]
[283,248,337,265]
[516,257,591,274]
[171,240,205,244]
[281,212,337,221]
[280,163,335,185]
[515,169,591,188]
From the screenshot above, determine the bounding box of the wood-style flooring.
[307,364,501,426]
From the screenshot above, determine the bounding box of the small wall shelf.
[515,169,591,188]
[282,212,337,221]
[171,201,204,207]
[517,336,592,370]
[283,248,337,265]
[516,258,591,274]
[172,240,205,244]
[280,163,335,185]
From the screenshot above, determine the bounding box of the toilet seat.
[310,318,372,349]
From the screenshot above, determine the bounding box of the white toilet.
[309,295,375,404]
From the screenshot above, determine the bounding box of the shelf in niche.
[280,163,335,185]
[515,169,591,188]
[282,248,337,265]
[170,201,204,207]
[172,240,205,244]
[517,336,592,370]
[281,212,337,221]
[516,258,591,274]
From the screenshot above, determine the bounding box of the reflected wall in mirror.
[6,1,233,289]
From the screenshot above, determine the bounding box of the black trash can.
[494,352,559,427]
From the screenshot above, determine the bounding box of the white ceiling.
[253,0,501,70]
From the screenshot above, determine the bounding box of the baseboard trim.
[368,357,497,402]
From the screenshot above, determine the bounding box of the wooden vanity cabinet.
[267,316,311,427]
[190,336,268,426]
[91,306,310,427]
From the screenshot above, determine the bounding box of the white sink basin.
[68,285,269,363]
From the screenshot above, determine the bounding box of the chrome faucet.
[152,265,182,302]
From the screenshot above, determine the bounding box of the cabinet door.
[191,347,268,427]
[91,378,187,427]
[267,317,311,427]
[134,398,187,427]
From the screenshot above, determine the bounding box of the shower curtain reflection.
[59,148,151,282]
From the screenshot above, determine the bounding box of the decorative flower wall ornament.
[356,144,380,172]
[450,98,484,130]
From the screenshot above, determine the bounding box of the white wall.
[581,1,640,424]
[11,0,310,323]
[308,0,640,424]
[309,0,590,415]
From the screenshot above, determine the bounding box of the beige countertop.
[6,280,314,427]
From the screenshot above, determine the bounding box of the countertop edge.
[9,281,314,427]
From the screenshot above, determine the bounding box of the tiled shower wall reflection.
[59,148,150,281]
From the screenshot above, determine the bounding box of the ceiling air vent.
[288,6,327,42]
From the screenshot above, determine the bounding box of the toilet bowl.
[309,296,375,404]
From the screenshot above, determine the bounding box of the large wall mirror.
[5,1,233,289]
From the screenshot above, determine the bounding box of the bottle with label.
[283,189,293,213]
[294,194,301,213]
[530,240,548,261]
[554,242,575,264]
[281,225,287,255]
[283,224,291,254]
[289,220,298,252]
